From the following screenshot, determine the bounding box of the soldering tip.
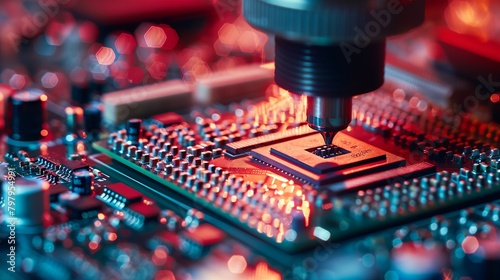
[321,131,337,147]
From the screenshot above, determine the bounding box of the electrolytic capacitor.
[83,106,102,137]
[71,169,94,195]
[127,118,142,145]
[71,82,91,106]
[6,88,48,141]
[2,178,50,228]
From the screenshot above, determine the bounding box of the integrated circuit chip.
[150,112,184,127]
[123,202,160,228]
[100,182,143,209]
[225,125,316,155]
[63,196,103,220]
[251,132,405,185]
[49,184,69,202]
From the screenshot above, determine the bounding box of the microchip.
[251,132,405,185]
[123,203,160,228]
[61,159,89,173]
[306,145,350,159]
[38,155,61,169]
[49,184,69,202]
[148,231,179,252]
[150,112,184,127]
[63,196,103,220]
[39,154,89,174]
[100,182,143,208]
[179,224,225,259]
[225,125,316,155]
[181,224,225,247]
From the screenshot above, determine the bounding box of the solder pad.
[251,132,405,185]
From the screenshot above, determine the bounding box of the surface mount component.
[102,79,191,125]
[5,88,48,142]
[251,132,405,184]
[62,196,103,220]
[70,169,95,195]
[225,125,316,155]
[194,64,273,105]
[100,182,143,208]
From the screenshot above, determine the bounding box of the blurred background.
[0,0,498,111]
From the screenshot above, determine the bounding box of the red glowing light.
[144,26,167,48]
[462,236,479,254]
[127,66,144,84]
[445,0,493,41]
[227,255,247,274]
[115,33,136,54]
[79,21,99,43]
[96,47,116,65]
[161,25,179,50]
[490,93,500,103]
[238,30,260,53]
[218,23,239,45]
[152,246,169,266]
[154,270,175,280]
[147,61,167,80]
[108,232,117,242]
[88,241,99,251]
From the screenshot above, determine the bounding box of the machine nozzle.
[320,131,337,147]
[306,96,352,146]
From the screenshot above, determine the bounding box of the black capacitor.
[6,89,47,141]
[70,68,92,105]
[83,106,102,136]
[71,169,94,195]
[71,83,91,106]
[127,118,142,145]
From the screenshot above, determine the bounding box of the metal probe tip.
[321,131,337,147]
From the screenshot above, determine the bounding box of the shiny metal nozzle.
[320,131,337,147]
[306,96,352,146]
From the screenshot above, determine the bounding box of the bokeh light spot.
[490,93,500,103]
[115,33,136,54]
[227,255,247,274]
[462,236,479,254]
[96,47,116,65]
[41,72,59,89]
[144,26,167,48]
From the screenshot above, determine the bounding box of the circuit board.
[2,75,500,279]
[2,1,500,279]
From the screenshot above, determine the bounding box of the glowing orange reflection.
[445,0,492,40]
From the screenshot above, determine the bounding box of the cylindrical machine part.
[243,0,425,145]
[243,0,426,44]
[2,177,50,227]
[127,118,142,146]
[70,169,94,195]
[306,96,352,133]
[275,37,386,97]
[5,89,47,141]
